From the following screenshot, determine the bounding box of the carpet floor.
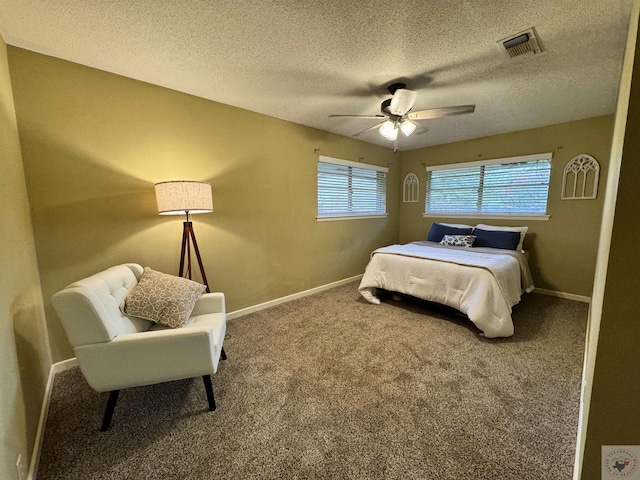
[36,283,588,480]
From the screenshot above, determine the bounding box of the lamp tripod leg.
[189,228,210,293]
[178,222,190,278]
[178,221,210,293]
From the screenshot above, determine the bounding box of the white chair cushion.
[52,264,153,346]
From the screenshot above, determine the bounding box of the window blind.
[426,154,551,216]
[317,156,387,218]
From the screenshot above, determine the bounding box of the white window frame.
[317,155,389,221]
[423,152,552,221]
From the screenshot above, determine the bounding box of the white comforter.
[358,241,535,338]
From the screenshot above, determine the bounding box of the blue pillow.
[427,223,474,242]
[473,228,520,250]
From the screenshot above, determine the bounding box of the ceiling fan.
[329,82,475,148]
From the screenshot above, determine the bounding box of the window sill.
[317,214,389,222]
[422,213,550,221]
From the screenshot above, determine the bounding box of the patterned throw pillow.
[121,267,206,328]
[439,234,476,248]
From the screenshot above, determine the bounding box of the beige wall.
[581,16,640,478]
[0,36,51,478]
[7,47,400,363]
[399,116,614,297]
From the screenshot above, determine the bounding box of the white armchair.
[51,263,227,431]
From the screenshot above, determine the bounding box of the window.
[317,155,388,220]
[425,153,551,218]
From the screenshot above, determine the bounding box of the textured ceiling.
[0,0,634,151]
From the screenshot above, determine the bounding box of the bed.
[358,227,535,338]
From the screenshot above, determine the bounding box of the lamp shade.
[155,181,213,215]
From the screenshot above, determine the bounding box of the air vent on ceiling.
[497,28,543,58]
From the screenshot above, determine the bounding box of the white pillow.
[475,224,528,252]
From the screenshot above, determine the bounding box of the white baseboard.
[533,288,591,303]
[227,274,363,320]
[52,357,78,373]
[28,358,78,480]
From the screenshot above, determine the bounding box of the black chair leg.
[202,375,216,411]
[101,390,120,432]
[221,346,227,361]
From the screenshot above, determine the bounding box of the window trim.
[425,152,552,172]
[316,155,389,222]
[424,152,552,218]
[422,213,550,221]
[319,155,389,173]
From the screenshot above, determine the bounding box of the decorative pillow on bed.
[121,267,206,328]
[475,224,528,252]
[473,228,520,251]
[427,223,474,242]
[439,235,476,248]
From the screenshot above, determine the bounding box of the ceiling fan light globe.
[380,126,398,141]
[379,120,395,138]
[400,120,417,137]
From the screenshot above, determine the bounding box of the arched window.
[561,154,600,200]
[403,173,419,203]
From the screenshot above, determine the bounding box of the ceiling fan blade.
[389,89,417,116]
[329,114,386,119]
[414,124,429,135]
[353,122,385,137]
[407,105,475,120]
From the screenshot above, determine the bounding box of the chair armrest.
[191,292,225,316]
[113,325,215,343]
[75,326,224,392]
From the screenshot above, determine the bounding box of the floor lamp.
[155,180,213,292]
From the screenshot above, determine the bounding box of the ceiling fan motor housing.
[381,98,406,120]
[387,82,407,95]
[381,98,393,115]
